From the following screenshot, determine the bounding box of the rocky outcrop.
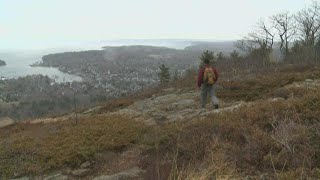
[71,169,90,176]
[10,177,29,180]
[0,117,14,128]
[80,161,91,169]
[93,167,144,180]
[110,89,245,125]
[43,173,68,180]
[285,78,320,91]
[24,87,248,127]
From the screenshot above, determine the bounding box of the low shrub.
[0,114,147,178]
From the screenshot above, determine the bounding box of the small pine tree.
[199,50,215,67]
[172,69,179,81]
[158,64,170,84]
[200,50,214,62]
[217,52,225,61]
[230,50,240,60]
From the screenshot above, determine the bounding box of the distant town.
[0,43,234,121]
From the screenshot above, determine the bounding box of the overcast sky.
[0,0,315,49]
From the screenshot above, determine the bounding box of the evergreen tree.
[217,52,225,61]
[158,64,170,84]
[199,50,216,67]
[172,69,179,81]
[230,50,240,60]
[199,50,215,62]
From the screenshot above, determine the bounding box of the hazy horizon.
[0,39,236,51]
[0,0,314,50]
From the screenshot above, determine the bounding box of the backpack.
[203,67,215,85]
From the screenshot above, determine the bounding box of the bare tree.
[250,20,275,50]
[271,12,296,58]
[235,39,256,55]
[236,20,275,67]
[295,2,320,46]
[239,20,275,53]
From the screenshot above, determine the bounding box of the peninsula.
[0,59,6,66]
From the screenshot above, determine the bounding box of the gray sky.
[0,0,314,49]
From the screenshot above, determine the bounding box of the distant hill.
[0,59,6,66]
[36,45,199,98]
[39,45,198,74]
[184,41,236,54]
[102,45,178,57]
[100,39,192,49]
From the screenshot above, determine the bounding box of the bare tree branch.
[271,12,296,56]
[295,2,320,46]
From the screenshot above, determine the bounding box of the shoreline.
[0,59,6,66]
[0,64,83,83]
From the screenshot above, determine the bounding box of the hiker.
[197,51,219,109]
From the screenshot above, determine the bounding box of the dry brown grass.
[218,66,320,101]
[97,97,135,114]
[0,114,147,178]
[1,64,320,179]
[150,89,320,179]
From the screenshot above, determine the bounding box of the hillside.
[38,46,198,80]
[184,41,236,54]
[1,65,320,179]
[36,45,199,97]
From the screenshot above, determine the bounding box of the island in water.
[0,59,6,66]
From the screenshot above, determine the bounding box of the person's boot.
[214,104,219,109]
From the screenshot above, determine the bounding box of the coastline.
[0,59,6,66]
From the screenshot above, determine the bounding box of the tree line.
[234,1,320,67]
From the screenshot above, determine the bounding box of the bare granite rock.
[71,169,90,176]
[0,117,15,128]
[93,167,144,180]
[44,173,68,180]
[80,161,91,169]
[10,177,29,180]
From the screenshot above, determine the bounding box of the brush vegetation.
[1,65,320,179]
[0,115,147,177]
